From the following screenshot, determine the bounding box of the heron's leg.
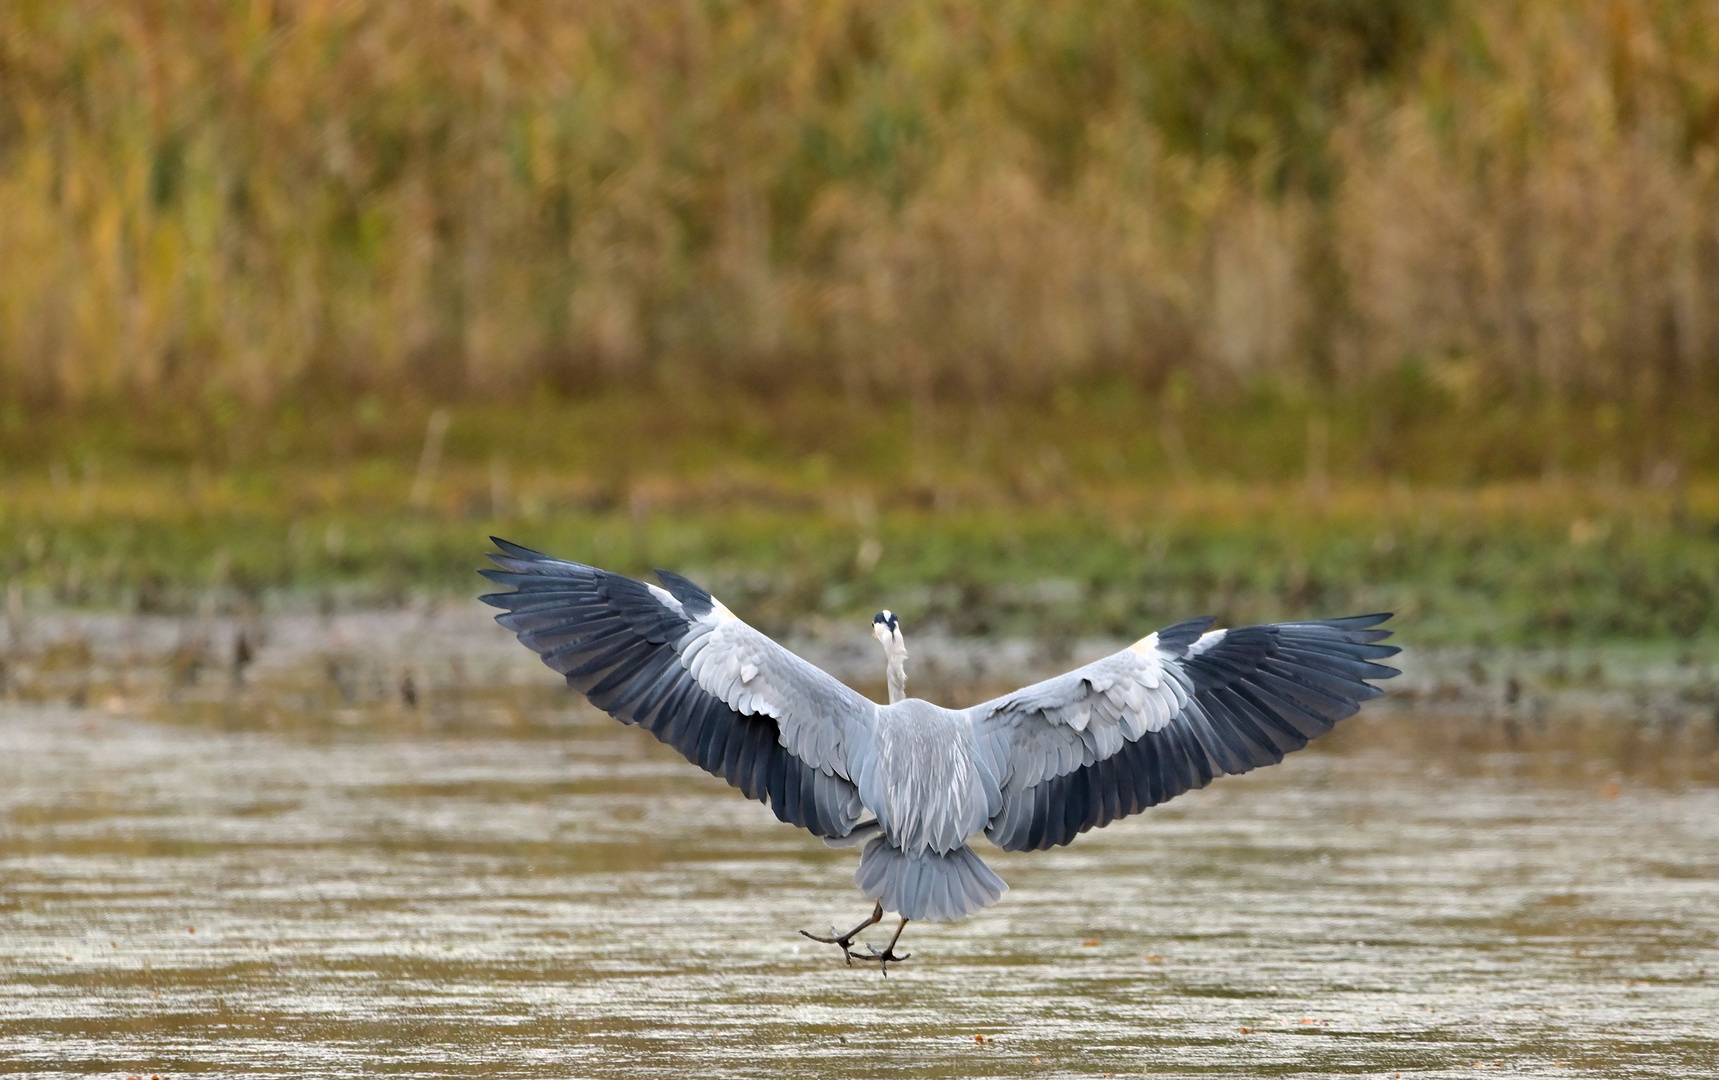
[799,902,883,965]
[858,917,911,975]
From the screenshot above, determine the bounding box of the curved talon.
[858,941,911,975]
[799,928,858,965]
[857,916,912,974]
[800,902,884,966]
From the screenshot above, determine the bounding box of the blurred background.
[6,6,1719,1076]
[3,0,1719,645]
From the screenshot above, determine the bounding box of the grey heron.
[480,538,1399,970]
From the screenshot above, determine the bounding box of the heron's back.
[856,699,1000,855]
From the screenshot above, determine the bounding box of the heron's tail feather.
[855,838,1007,922]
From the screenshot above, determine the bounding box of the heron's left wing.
[479,539,874,840]
[967,615,1399,851]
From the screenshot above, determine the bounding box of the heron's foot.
[799,926,864,964]
[799,902,884,966]
[857,940,912,975]
[855,916,912,976]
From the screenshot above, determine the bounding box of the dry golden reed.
[0,0,1715,417]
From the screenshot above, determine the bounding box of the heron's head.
[872,610,908,703]
[871,610,901,649]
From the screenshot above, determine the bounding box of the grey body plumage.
[480,538,1401,968]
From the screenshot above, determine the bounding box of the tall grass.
[1,1,1717,474]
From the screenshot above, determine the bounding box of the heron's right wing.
[479,539,874,840]
[968,615,1399,851]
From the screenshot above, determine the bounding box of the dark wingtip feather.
[482,540,598,582]
[489,536,549,560]
[1156,616,1216,654]
[653,568,715,618]
[1318,612,1394,631]
[1281,613,1401,660]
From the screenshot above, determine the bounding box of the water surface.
[2,626,1716,1078]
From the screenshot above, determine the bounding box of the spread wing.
[969,615,1400,851]
[479,538,874,840]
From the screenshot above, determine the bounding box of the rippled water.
[3,654,1718,1078]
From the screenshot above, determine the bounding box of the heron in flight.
[480,538,1399,971]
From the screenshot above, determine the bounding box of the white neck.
[883,629,908,704]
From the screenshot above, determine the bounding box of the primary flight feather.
[479,538,1400,969]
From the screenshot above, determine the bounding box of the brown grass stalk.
[0,0,1713,441]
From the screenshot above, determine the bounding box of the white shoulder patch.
[1128,631,1160,656]
[646,583,684,615]
[1187,629,1227,656]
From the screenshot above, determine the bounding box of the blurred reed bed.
[1,0,1717,478]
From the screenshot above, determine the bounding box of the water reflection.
[2,622,1717,1078]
